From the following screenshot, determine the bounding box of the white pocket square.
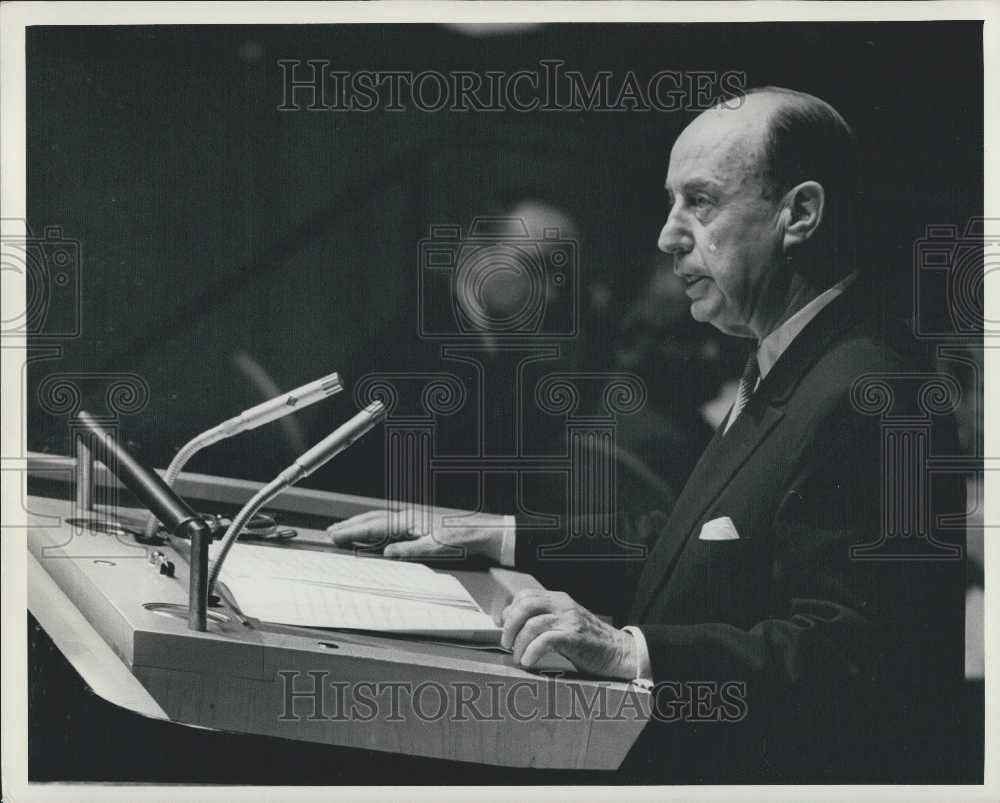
[698,516,741,541]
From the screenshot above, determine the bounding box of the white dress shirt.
[498,272,857,682]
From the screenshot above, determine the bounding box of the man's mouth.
[683,275,709,293]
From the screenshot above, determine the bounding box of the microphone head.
[293,400,387,477]
[363,400,387,421]
[237,371,343,432]
[319,372,343,397]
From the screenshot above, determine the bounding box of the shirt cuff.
[622,625,653,682]
[499,515,517,567]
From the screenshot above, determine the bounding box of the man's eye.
[691,194,713,208]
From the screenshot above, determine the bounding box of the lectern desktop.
[25,452,650,771]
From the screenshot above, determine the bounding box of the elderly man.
[329,87,966,781]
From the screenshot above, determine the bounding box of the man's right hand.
[326,508,507,563]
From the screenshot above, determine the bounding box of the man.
[329,87,966,781]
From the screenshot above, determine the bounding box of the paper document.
[214,543,501,643]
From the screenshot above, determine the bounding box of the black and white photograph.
[1,2,994,798]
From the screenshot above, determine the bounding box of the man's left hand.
[500,589,637,679]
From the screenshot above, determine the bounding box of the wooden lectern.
[25,453,650,770]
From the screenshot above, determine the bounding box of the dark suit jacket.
[515,281,967,782]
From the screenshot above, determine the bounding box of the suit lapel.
[628,395,784,620]
[628,282,872,622]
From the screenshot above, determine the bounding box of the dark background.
[26,22,983,497]
[24,21,984,784]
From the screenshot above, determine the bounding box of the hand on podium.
[500,589,639,678]
[327,508,507,563]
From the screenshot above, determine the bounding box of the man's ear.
[781,181,825,249]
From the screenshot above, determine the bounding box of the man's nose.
[657,209,694,258]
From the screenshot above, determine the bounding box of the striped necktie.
[724,347,760,434]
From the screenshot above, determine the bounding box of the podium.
[24,453,650,770]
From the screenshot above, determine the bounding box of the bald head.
[670,92,792,208]
[738,87,858,207]
[679,88,857,205]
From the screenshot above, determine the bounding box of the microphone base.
[175,517,213,631]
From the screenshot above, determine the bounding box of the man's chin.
[689,300,720,326]
[690,303,744,337]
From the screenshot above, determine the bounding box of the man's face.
[658,101,786,339]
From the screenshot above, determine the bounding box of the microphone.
[76,411,201,535]
[143,371,343,540]
[75,411,214,631]
[207,401,387,594]
[220,372,343,436]
[279,401,387,482]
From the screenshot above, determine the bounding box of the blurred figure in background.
[430,198,585,516]
[612,253,734,507]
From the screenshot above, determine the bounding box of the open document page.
[214,543,502,643]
